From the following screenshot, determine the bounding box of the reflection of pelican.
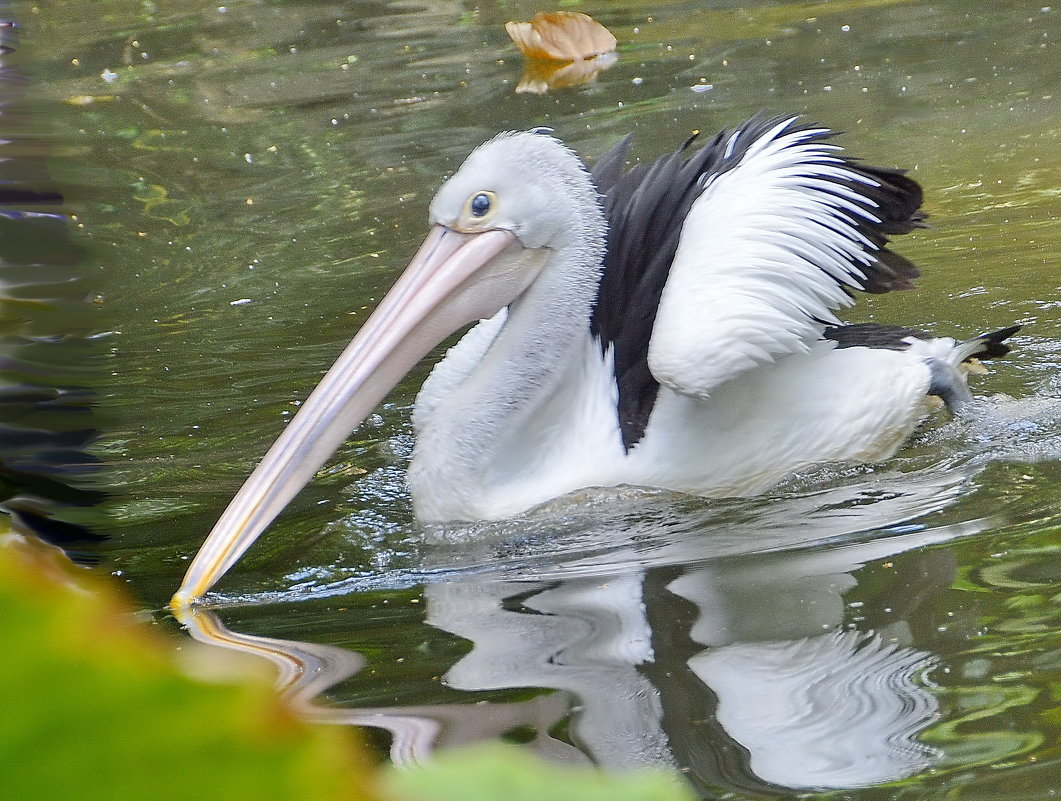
[176,515,961,791]
[685,631,939,790]
[425,574,671,769]
[175,115,1017,603]
[667,534,950,791]
[429,523,957,790]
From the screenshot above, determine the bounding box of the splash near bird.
[173,115,1019,606]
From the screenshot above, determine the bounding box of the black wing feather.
[823,322,932,350]
[824,322,1021,359]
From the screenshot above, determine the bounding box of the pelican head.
[173,130,605,606]
[431,131,600,250]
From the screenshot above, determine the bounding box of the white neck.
[409,201,606,521]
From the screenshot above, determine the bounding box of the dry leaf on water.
[505,11,617,62]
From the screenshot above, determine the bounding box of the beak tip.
[170,588,197,613]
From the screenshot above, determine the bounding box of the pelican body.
[174,115,1017,604]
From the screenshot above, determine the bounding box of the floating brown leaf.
[505,11,617,62]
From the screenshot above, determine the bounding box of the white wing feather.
[648,118,889,399]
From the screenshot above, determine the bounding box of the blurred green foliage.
[0,532,381,801]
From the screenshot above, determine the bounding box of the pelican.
[173,114,1018,605]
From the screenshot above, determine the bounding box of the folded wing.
[591,115,925,450]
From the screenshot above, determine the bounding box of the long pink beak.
[172,226,518,607]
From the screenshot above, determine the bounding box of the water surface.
[20,0,1061,797]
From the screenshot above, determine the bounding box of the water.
[15,0,1061,797]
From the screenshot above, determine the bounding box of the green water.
[16,0,1060,797]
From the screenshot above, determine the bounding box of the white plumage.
[411,332,932,522]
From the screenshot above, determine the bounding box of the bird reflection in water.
[177,474,975,793]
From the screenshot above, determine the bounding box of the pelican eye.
[470,192,492,218]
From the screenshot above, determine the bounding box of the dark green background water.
[14,0,1060,797]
